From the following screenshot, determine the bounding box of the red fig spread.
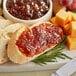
[16,23,63,57]
[6,0,50,20]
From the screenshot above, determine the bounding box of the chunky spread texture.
[6,0,50,20]
[16,23,63,57]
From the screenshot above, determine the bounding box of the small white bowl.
[3,0,52,25]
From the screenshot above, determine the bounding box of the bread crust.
[0,23,26,64]
[7,22,59,64]
[0,19,13,64]
[0,36,9,64]
[0,16,5,19]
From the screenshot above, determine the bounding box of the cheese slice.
[56,10,72,27]
[50,17,58,26]
[67,35,76,50]
[70,21,76,36]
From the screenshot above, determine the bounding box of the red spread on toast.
[16,23,63,57]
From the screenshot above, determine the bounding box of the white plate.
[0,47,76,72]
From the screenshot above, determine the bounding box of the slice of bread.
[0,19,13,37]
[0,23,26,64]
[0,36,9,64]
[7,22,63,64]
[0,16,5,19]
[0,19,13,30]
[0,19,13,64]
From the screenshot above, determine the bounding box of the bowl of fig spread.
[3,0,52,25]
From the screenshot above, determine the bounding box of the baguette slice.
[0,19,13,30]
[7,22,63,64]
[0,19,13,64]
[0,36,9,64]
[0,19,13,37]
[0,16,5,19]
[0,23,26,64]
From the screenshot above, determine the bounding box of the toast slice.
[7,22,63,64]
[0,16,5,19]
[0,19,13,36]
[0,36,9,64]
[0,23,26,64]
[0,19,13,30]
[0,19,13,64]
